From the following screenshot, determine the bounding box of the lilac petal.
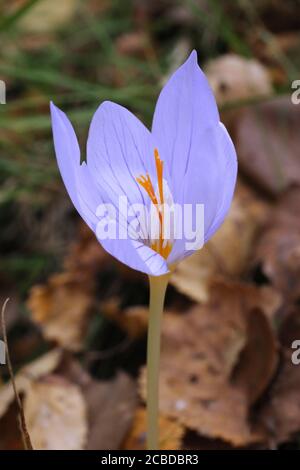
[98,237,168,276]
[204,123,237,241]
[152,50,220,199]
[167,122,237,265]
[87,101,158,213]
[50,102,99,231]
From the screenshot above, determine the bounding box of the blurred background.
[0,0,300,450]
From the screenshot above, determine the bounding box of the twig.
[1,298,33,450]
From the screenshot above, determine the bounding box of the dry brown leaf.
[139,282,279,446]
[0,349,62,418]
[24,375,87,450]
[27,272,94,351]
[59,359,138,450]
[171,181,269,303]
[233,96,300,196]
[27,222,113,351]
[253,187,300,301]
[122,407,184,450]
[85,372,138,450]
[232,308,279,404]
[257,349,300,446]
[205,54,272,105]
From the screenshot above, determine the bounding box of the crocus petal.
[50,102,99,231]
[99,237,168,276]
[87,101,158,214]
[167,122,237,265]
[152,50,219,200]
[152,50,236,265]
[204,123,237,241]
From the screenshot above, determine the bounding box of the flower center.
[136,149,172,259]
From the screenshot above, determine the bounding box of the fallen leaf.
[122,407,184,450]
[257,349,300,447]
[85,372,137,450]
[232,308,278,404]
[0,349,62,419]
[24,375,87,450]
[205,54,272,105]
[171,181,269,302]
[27,272,94,351]
[59,359,138,450]
[233,96,300,196]
[253,187,300,301]
[139,282,279,446]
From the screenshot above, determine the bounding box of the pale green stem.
[147,272,170,450]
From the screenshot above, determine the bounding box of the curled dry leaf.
[171,181,269,303]
[27,272,94,351]
[258,349,300,447]
[139,282,279,446]
[253,187,300,301]
[233,96,300,196]
[0,349,62,419]
[205,54,272,105]
[24,375,87,450]
[122,407,184,450]
[232,308,279,405]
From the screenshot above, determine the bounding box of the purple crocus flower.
[50,51,237,277]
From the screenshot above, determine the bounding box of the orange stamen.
[136,173,158,206]
[154,148,164,207]
[154,149,164,252]
[136,149,172,259]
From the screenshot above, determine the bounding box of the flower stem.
[147,273,170,450]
